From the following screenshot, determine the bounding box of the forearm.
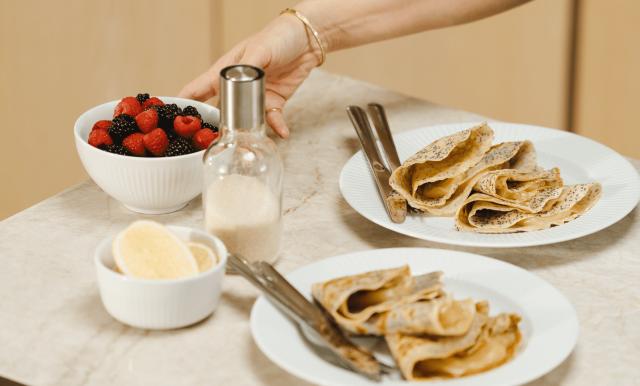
[296,0,532,52]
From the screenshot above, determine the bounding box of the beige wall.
[1,0,639,219]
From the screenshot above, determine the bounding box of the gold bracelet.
[280,8,326,66]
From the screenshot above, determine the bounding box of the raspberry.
[134,109,158,134]
[91,120,112,132]
[103,144,129,155]
[192,128,219,150]
[142,97,164,110]
[202,122,219,132]
[88,129,113,148]
[109,114,138,143]
[181,106,201,119]
[136,93,150,104]
[122,133,146,156]
[166,137,196,157]
[173,115,202,138]
[114,96,142,118]
[143,128,169,156]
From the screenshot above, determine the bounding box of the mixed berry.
[88,94,219,157]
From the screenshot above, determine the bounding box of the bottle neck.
[221,122,266,139]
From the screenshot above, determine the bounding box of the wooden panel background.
[572,0,640,157]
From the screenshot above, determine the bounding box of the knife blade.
[347,106,405,223]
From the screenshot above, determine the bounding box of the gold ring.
[267,107,282,113]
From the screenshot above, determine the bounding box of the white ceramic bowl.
[95,225,227,330]
[74,97,219,214]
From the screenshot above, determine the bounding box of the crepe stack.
[387,123,601,232]
[311,266,444,335]
[312,266,522,381]
[389,123,495,215]
[386,303,521,380]
[455,168,602,233]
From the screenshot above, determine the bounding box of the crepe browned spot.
[312,267,443,335]
[361,295,476,336]
[456,182,602,233]
[389,123,494,213]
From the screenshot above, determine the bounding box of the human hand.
[179,15,322,138]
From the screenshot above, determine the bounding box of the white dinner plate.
[251,248,578,386]
[339,122,640,247]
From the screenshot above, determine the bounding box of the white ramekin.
[95,225,227,330]
[74,97,219,214]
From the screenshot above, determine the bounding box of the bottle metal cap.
[219,65,265,130]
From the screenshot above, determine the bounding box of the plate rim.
[339,121,640,248]
[250,247,579,386]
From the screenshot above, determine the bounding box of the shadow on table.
[338,196,637,270]
[221,290,258,316]
[247,335,315,386]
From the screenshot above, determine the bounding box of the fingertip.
[177,85,193,99]
[267,112,290,139]
[178,71,218,101]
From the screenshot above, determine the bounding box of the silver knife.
[367,103,402,171]
[367,103,408,220]
[347,106,406,223]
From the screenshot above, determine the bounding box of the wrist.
[283,2,335,62]
[295,0,341,53]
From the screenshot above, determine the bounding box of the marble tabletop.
[1,70,638,386]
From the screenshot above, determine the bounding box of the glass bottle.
[202,65,283,264]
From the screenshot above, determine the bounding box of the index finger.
[178,67,219,101]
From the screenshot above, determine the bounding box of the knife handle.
[347,106,406,224]
[347,106,388,174]
[367,103,401,172]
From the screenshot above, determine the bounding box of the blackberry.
[165,137,196,157]
[202,122,219,132]
[181,105,201,119]
[155,103,182,129]
[136,93,150,103]
[103,144,129,156]
[109,114,138,143]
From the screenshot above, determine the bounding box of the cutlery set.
[347,104,407,223]
[228,254,390,380]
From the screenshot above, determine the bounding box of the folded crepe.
[424,141,537,216]
[474,167,563,202]
[386,302,521,380]
[456,182,602,233]
[361,295,476,336]
[311,266,442,335]
[389,123,494,213]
